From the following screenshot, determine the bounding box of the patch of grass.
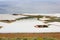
[43,37,57,40]
[16,16,34,20]
[0,15,60,23]
[45,17,60,23]
[0,37,59,40]
[0,20,16,23]
[16,15,43,20]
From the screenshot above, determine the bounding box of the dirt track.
[0,32,60,39]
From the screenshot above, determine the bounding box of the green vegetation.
[16,15,60,23]
[0,20,16,23]
[16,16,35,20]
[43,37,57,40]
[45,17,60,23]
[0,37,58,40]
[0,15,60,23]
[16,15,43,20]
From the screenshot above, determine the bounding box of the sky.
[0,0,60,14]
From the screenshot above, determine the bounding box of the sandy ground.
[0,14,27,20]
[0,18,60,33]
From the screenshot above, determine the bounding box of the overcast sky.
[0,0,60,14]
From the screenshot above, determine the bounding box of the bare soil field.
[0,33,60,39]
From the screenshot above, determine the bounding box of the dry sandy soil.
[0,33,60,39]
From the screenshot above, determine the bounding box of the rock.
[0,26,3,29]
[34,25,48,28]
